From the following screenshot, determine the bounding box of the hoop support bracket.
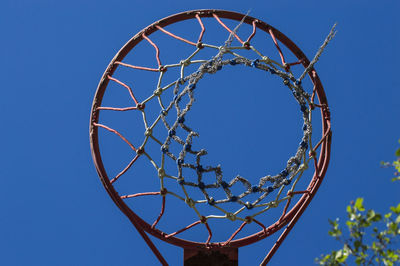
[184,247,238,266]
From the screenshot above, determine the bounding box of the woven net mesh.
[92,12,335,245]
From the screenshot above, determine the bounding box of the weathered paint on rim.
[90,9,331,250]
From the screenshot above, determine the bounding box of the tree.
[316,140,400,266]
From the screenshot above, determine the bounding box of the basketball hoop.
[90,9,334,265]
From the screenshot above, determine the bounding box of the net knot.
[168,129,176,137]
[245,202,253,209]
[251,59,259,67]
[200,216,207,223]
[243,41,250,49]
[229,59,238,65]
[188,83,196,90]
[198,182,205,190]
[283,63,290,71]
[270,201,278,208]
[160,109,168,116]
[136,146,145,155]
[145,128,152,137]
[158,168,165,178]
[185,198,195,208]
[300,140,308,149]
[196,165,204,173]
[280,169,289,177]
[178,116,185,123]
[229,196,238,202]
[177,78,185,85]
[221,181,229,189]
[180,59,191,66]
[198,149,207,156]
[154,88,163,96]
[161,145,168,154]
[173,94,181,103]
[245,216,253,223]
[218,46,228,54]
[299,163,308,172]
[160,188,168,196]
[136,103,145,111]
[207,197,215,205]
[262,56,271,63]
[226,212,237,221]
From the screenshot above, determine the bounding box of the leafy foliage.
[316,199,400,265]
[316,141,400,265]
[382,139,400,182]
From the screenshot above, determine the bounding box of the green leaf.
[346,220,355,230]
[395,215,400,224]
[393,161,400,173]
[396,148,400,157]
[354,240,361,251]
[343,244,352,255]
[367,210,376,221]
[391,177,400,182]
[351,230,362,239]
[390,203,400,214]
[329,219,338,227]
[394,161,400,172]
[366,210,382,222]
[360,218,372,228]
[389,221,398,233]
[383,258,394,266]
[316,254,331,265]
[355,256,364,265]
[374,214,383,222]
[355,198,365,211]
[328,229,342,238]
[335,249,349,263]
[387,250,399,260]
[347,205,353,214]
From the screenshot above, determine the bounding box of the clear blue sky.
[1,1,399,265]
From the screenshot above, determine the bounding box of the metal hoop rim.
[89,9,332,249]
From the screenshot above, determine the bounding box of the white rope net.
[93,13,335,242]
